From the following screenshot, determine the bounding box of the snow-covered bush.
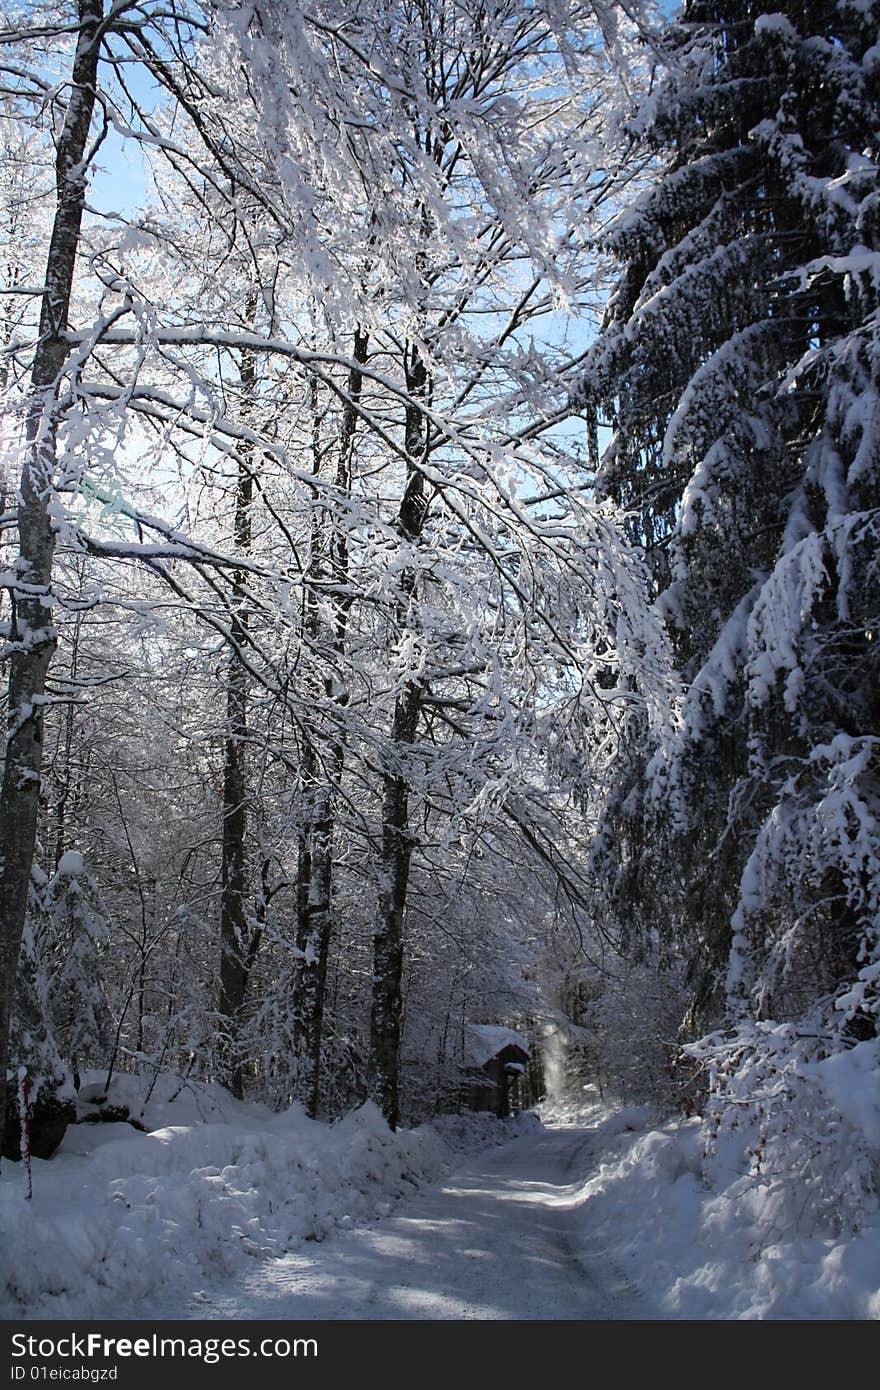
[691,1023,880,1236]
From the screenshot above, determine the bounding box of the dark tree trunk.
[293,781,335,1115]
[218,331,257,1098]
[217,630,250,1096]
[293,328,367,1116]
[367,683,421,1129]
[367,343,428,1129]
[0,0,104,1147]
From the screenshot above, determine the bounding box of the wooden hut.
[463,1025,531,1118]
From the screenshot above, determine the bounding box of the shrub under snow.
[574,1110,880,1320]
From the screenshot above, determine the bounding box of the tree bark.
[293,328,367,1116]
[0,0,104,1143]
[367,343,428,1129]
[218,328,257,1098]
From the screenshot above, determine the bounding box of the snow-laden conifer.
[578,0,880,1229]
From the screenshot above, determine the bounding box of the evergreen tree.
[40,852,113,1086]
[578,0,880,1221]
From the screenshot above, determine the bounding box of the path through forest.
[146,1125,647,1321]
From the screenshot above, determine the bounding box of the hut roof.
[465,1024,530,1068]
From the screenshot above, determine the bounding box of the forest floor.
[140,1124,646,1321]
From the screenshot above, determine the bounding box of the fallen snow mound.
[575,1112,880,1320]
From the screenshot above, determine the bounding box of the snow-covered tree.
[0,0,106,1137]
[578,0,880,1223]
[1,0,677,1138]
[143,0,673,1124]
[33,852,112,1085]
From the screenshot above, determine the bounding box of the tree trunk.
[217,627,249,1096]
[0,0,103,1146]
[367,343,428,1129]
[293,779,335,1114]
[218,330,257,1098]
[293,328,367,1116]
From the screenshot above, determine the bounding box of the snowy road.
[148,1125,646,1321]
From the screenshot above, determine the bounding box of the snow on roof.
[466,1025,530,1068]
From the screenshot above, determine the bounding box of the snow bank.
[0,1077,447,1319]
[575,1113,880,1320]
[0,1071,543,1320]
